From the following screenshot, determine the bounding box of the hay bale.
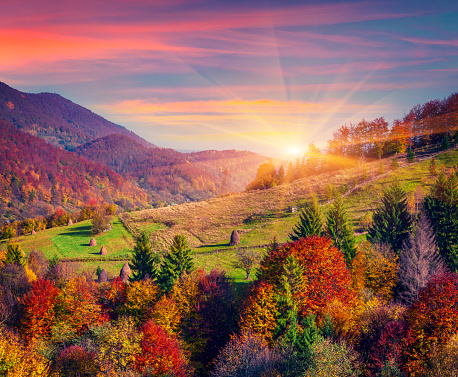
[31,230,36,235]
[100,245,107,255]
[229,230,240,246]
[98,269,108,283]
[67,219,73,226]
[89,238,97,247]
[120,262,131,282]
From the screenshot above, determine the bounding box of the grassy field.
[3,148,456,282]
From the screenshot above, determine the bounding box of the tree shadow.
[59,225,92,237]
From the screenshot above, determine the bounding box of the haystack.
[31,230,36,235]
[98,269,108,283]
[229,230,240,246]
[89,238,97,246]
[100,245,107,255]
[67,219,73,226]
[120,262,131,282]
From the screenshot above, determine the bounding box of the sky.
[1,0,458,157]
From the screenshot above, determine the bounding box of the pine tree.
[407,147,415,163]
[289,195,323,241]
[368,182,413,254]
[129,232,159,282]
[5,244,26,267]
[158,234,194,292]
[398,211,444,305]
[423,170,458,271]
[326,196,357,265]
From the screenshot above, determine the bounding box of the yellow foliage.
[357,241,398,303]
[121,279,159,323]
[150,296,181,336]
[170,270,203,317]
[96,317,142,375]
[0,328,51,376]
[59,275,103,333]
[324,298,364,343]
[24,266,37,283]
[425,334,458,376]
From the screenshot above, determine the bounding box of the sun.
[285,146,304,156]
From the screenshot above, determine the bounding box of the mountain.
[0,81,155,150]
[74,134,270,204]
[0,119,148,222]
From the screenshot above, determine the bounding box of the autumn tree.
[257,236,356,320]
[326,196,357,265]
[91,209,111,235]
[289,195,323,241]
[239,281,277,344]
[136,320,190,377]
[404,271,458,375]
[246,160,278,191]
[233,248,262,280]
[368,182,412,254]
[158,234,194,292]
[397,212,444,305]
[129,232,159,282]
[423,169,458,271]
[21,279,60,342]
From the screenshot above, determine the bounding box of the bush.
[92,211,111,235]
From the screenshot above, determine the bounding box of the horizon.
[1,0,458,158]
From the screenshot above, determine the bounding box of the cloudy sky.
[1,0,457,156]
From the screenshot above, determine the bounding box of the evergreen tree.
[406,147,415,163]
[5,244,26,267]
[326,195,357,265]
[423,170,458,271]
[441,134,451,150]
[158,234,194,292]
[129,232,159,282]
[289,195,323,241]
[368,182,413,254]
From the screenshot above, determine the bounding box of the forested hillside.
[0,81,155,150]
[75,134,270,204]
[0,120,148,222]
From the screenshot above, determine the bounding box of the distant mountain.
[0,81,155,150]
[74,134,270,203]
[0,119,148,222]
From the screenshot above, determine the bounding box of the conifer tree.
[326,196,357,265]
[289,195,323,241]
[398,211,444,305]
[423,170,458,271]
[158,234,194,292]
[5,244,26,267]
[129,232,159,282]
[368,182,412,254]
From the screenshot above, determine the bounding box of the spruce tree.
[158,234,194,292]
[5,244,26,267]
[326,195,357,266]
[368,182,412,254]
[423,170,458,271]
[289,195,323,241]
[129,232,159,282]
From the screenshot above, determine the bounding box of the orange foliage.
[150,296,182,336]
[21,279,60,342]
[257,236,357,318]
[239,281,277,344]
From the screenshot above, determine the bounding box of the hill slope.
[75,134,271,203]
[0,119,148,222]
[0,81,155,150]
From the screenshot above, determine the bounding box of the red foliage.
[98,277,127,320]
[404,271,458,374]
[136,320,189,377]
[21,279,60,341]
[56,345,98,375]
[257,236,356,317]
